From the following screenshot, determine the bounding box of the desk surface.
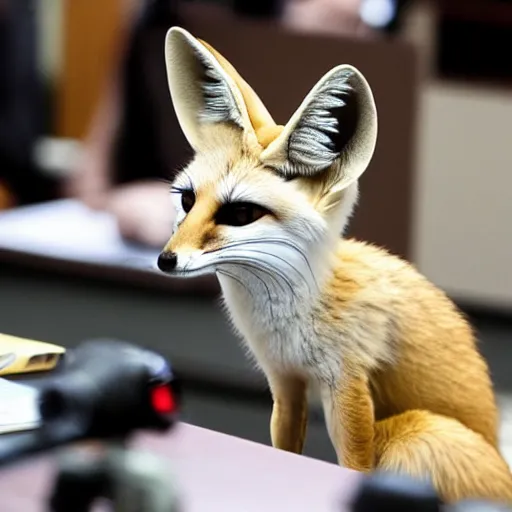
[0,423,360,512]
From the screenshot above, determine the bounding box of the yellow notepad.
[0,333,65,376]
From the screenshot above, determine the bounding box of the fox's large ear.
[165,27,277,150]
[260,65,377,189]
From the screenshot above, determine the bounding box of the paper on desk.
[0,199,159,270]
[0,378,40,434]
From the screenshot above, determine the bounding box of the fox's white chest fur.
[217,268,343,383]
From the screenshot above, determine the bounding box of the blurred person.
[282,0,410,36]
[0,0,54,211]
[64,0,191,247]
[283,0,371,36]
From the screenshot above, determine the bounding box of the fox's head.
[157,27,377,292]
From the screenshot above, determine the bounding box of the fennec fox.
[157,26,512,503]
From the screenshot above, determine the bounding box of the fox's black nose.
[157,251,178,272]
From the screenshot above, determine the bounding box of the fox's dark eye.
[181,190,196,213]
[215,202,270,227]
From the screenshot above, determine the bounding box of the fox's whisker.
[224,247,310,289]
[218,254,292,295]
[251,237,315,275]
[253,252,310,297]
[241,247,314,293]
[264,239,316,277]
[216,255,295,299]
[221,237,309,266]
[223,259,288,297]
[246,248,309,285]
[217,263,280,321]
[264,239,319,288]
[236,264,287,320]
[254,261,296,300]
[220,245,312,297]
[219,267,275,322]
[216,270,254,299]
[219,237,318,289]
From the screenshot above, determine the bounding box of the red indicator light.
[151,384,176,414]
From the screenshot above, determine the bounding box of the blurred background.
[0,0,511,466]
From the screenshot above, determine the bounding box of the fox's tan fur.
[157,27,512,503]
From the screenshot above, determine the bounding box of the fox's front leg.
[323,372,375,472]
[266,372,308,454]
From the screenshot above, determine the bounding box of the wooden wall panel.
[56,0,124,139]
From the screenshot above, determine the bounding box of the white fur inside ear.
[260,64,377,186]
[288,69,353,171]
[195,48,244,128]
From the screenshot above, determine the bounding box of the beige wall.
[413,82,512,310]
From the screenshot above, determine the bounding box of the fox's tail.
[374,410,512,504]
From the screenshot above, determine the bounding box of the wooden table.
[0,423,361,512]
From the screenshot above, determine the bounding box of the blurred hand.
[105,180,176,248]
[62,146,111,210]
[63,146,175,247]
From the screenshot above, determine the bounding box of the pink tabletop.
[0,423,362,511]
